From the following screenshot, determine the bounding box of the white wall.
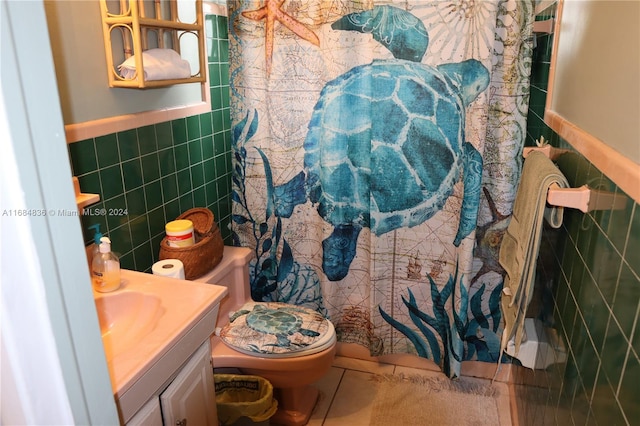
[1,1,119,424]
[0,91,74,425]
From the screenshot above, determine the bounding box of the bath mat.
[369,374,502,426]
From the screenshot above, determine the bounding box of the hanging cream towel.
[499,151,569,357]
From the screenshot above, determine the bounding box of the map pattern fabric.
[227,0,534,378]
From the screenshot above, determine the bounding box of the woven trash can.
[214,374,278,426]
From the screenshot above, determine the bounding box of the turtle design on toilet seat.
[220,302,330,355]
[243,304,321,346]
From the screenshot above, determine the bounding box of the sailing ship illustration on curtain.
[228,1,533,378]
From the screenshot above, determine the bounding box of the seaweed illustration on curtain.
[379,261,503,377]
[231,110,327,315]
[465,282,503,362]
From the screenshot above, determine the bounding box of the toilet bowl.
[196,246,336,426]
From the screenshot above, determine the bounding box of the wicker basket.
[159,208,224,280]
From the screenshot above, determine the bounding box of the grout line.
[322,368,346,426]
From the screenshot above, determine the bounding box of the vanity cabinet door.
[126,397,162,426]
[160,341,217,426]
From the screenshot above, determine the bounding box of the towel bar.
[546,184,628,213]
[523,145,568,160]
[533,19,554,34]
[547,183,589,212]
[524,146,628,213]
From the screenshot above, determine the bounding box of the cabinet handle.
[176,419,187,426]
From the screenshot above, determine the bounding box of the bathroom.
[1,0,638,425]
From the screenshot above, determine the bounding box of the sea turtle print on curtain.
[228,0,534,378]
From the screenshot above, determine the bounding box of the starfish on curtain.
[242,0,320,76]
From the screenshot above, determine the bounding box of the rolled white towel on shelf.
[118,48,191,81]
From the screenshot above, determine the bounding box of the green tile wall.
[517,3,639,425]
[68,14,232,273]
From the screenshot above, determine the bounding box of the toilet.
[196,246,337,426]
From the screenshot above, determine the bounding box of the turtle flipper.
[229,309,251,323]
[454,142,483,246]
[300,329,321,338]
[322,224,361,281]
[274,171,307,218]
[331,6,428,62]
[275,335,291,347]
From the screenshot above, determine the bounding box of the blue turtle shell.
[304,58,487,236]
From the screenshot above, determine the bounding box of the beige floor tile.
[462,359,513,382]
[307,367,344,426]
[322,370,379,426]
[332,355,395,375]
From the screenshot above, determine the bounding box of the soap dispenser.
[92,237,121,293]
[88,223,103,261]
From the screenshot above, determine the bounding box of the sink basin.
[95,291,163,361]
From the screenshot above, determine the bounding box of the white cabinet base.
[126,398,162,426]
[161,342,217,426]
[125,341,217,426]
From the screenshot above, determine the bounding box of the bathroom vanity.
[94,269,227,424]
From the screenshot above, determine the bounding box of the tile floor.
[306,356,513,426]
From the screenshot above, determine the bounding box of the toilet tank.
[195,246,254,326]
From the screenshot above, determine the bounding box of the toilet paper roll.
[152,259,185,280]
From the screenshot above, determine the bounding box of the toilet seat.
[218,302,336,359]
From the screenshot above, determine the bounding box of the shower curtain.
[228,0,534,378]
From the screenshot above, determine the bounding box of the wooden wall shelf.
[73,177,100,212]
[99,0,206,89]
